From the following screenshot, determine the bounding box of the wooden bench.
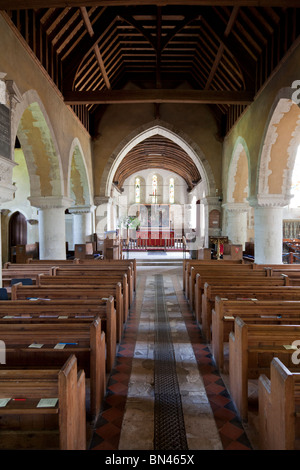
[0,354,86,450]
[11,282,124,343]
[38,273,129,321]
[183,259,247,298]
[195,271,277,323]
[212,297,300,372]
[0,296,116,368]
[0,314,107,420]
[195,275,288,339]
[188,265,267,309]
[182,258,244,294]
[76,258,137,292]
[258,358,300,450]
[53,265,134,305]
[203,283,300,342]
[229,317,300,421]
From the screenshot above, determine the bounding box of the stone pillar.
[202,196,222,248]
[223,202,249,250]
[69,205,93,246]
[249,196,289,265]
[29,196,73,260]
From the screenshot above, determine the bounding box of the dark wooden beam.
[79,7,111,89]
[64,88,254,104]
[1,1,300,9]
[205,6,239,89]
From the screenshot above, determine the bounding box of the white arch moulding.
[101,120,216,200]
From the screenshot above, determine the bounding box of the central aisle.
[89,263,253,451]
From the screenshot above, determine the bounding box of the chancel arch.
[96,121,216,245]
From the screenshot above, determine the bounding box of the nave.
[89,261,255,451]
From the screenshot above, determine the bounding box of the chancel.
[0,0,300,453]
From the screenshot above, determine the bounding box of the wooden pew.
[212,297,300,372]
[38,273,129,321]
[229,317,300,421]
[0,315,107,420]
[189,265,268,310]
[0,354,86,450]
[259,358,300,450]
[184,259,248,301]
[0,296,116,366]
[76,258,137,292]
[195,271,276,324]
[11,282,124,343]
[195,275,288,339]
[183,258,245,294]
[53,265,134,306]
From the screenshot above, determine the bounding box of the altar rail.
[123,237,184,251]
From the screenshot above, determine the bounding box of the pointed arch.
[99,120,215,199]
[227,136,250,204]
[67,138,92,207]
[12,90,64,198]
[257,87,300,205]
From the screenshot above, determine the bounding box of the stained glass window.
[169,178,175,203]
[135,177,140,203]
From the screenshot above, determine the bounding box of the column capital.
[94,196,112,206]
[68,204,94,215]
[0,155,17,204]
[201,196,221,207]
[222,202,249,213]
[28,196,74,210]
[248,194,291,208]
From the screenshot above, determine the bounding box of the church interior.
[0,0,300,453]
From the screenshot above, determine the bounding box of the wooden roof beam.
[64,88,254,104]
[1,1,300,8]
[80,6,111,89]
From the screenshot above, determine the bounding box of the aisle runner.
[118,273,222,450]
[154,274,188,450]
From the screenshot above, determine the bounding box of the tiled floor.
[89,263,255,451]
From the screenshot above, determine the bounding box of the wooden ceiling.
[113,135,201,190]
[1,1,299,190]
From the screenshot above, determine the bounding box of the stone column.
[94,196,112,238]
[223,202,249,250]
[28,196,73,260]
[69,205,93,246]
[249,195,289,265]
[202,196,222,248]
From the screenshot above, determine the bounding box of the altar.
[137,229,175,248]
[133,204,175,249]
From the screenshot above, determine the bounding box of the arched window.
[135,177,140,203]
[152,174,158,203]
[169,178,175,203]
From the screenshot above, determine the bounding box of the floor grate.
[153,274,188,450]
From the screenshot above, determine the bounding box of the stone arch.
[227,137,250,204]
[12,89,64,198]
[67,138,92,207]
[257,87,300,205]
[100,120,215,199]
